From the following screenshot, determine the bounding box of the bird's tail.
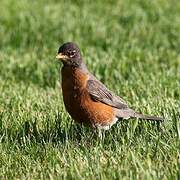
[134,112,164,122]
[116,109,164,122]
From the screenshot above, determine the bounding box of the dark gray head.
[56,42,83,67]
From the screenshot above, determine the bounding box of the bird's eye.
[68,50,76,57]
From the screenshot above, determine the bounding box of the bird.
[56,42,163,130]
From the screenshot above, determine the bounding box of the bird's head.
[56,42,82,67]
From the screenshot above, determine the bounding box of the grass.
[0,0,180,179]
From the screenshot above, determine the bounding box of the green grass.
[0,0,180,179]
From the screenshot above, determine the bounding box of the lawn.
[0,0,180,179]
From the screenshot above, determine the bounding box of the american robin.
[56,42,163,130]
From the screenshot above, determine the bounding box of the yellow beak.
[56,53,69,60]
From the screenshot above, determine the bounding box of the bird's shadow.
[0,112,166,149]
[0,113,97,147]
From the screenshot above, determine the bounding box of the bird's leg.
[98,128,102,139]
[97,128,106,141]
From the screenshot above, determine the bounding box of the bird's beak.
[56,53,69,61]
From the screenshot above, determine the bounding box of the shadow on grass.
[0,112,96,147]
[0,111,166,149]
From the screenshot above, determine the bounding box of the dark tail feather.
[134,112,164,122]
[116,109,164,122]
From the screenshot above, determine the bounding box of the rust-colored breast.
[61,67,115,128]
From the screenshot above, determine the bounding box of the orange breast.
[61,67,115,128]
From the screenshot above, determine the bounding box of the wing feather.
[87,76,128,109]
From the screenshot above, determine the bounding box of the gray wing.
[87,76,129,109]
[87,76,163,121]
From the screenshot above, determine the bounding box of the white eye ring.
[69,50,76,57]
